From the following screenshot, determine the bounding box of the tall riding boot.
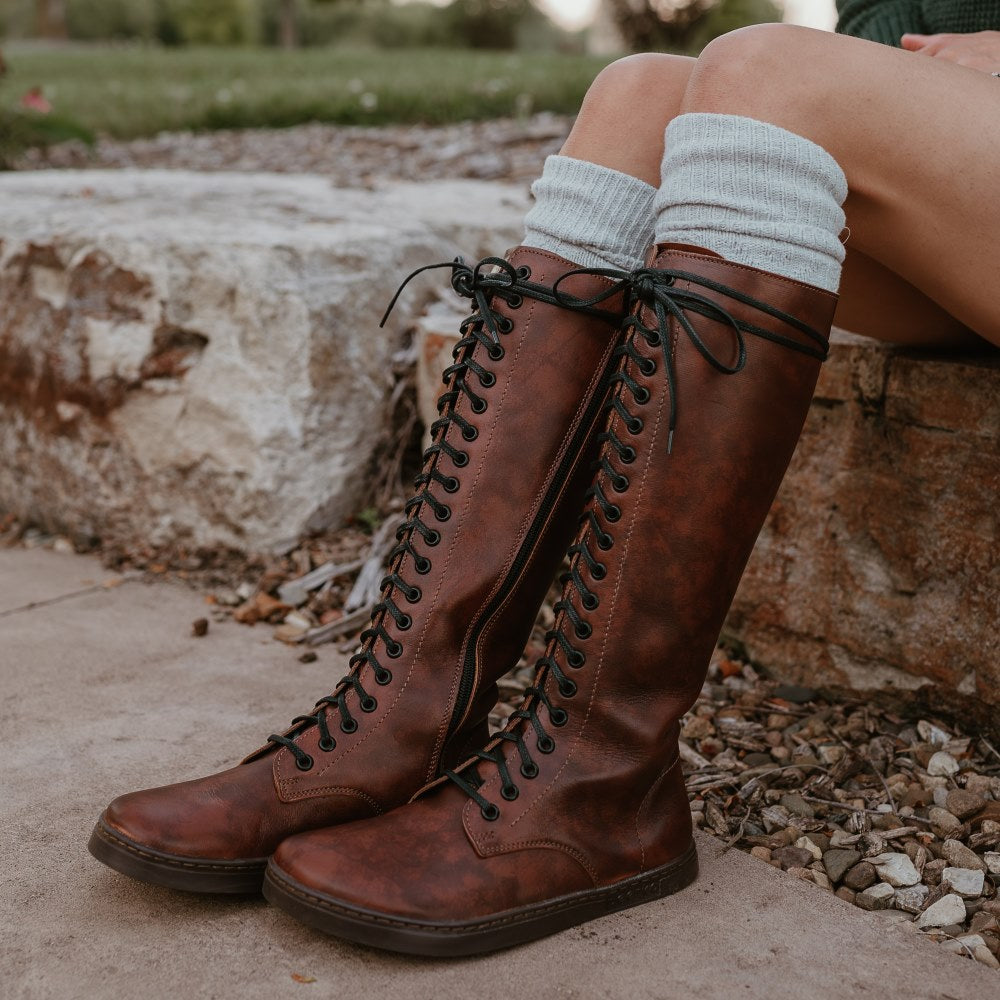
[88,248,627,893]
[263,244,837,954]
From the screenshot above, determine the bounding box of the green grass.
[1,44,614,138]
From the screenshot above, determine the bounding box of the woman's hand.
[901,30,1000,75]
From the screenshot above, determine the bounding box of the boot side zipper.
[441,353,618,761]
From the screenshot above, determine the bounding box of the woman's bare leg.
[681,24,1000,347]
[561,36,998,349]
[561,53,695,186]
[836,248,984,348]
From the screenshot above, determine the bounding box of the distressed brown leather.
[94,247,626,871]
[267,245,838,934]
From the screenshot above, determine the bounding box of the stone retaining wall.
[727,331,1000,709]
[0,171,528,552]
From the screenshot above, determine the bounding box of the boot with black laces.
[262,244,837,953]
[88,248,627,893]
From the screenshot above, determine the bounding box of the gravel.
[14,113,574,186]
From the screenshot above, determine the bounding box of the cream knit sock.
[522,155,656,272]
[654,113,848,292]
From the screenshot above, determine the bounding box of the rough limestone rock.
[0,170,528,551]
[727,330,1000,708]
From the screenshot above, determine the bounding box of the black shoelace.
[447,265,828,819]
[265,256,623,772]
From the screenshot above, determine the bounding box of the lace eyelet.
[443,476,460,494]
[318,737,336,752]
[639,358,656,376]
[435,505,451,523]
[581,593,599,611]
[605,505,622,523]
[397,613,413,631]
[646,331,662,346]
[451,450,470,468]
[386,640,403,658]
[550,707,569,727]
[633,386,650,405]
[414,557,431,575]
[516,265,531,280]
[558,680,577,699]
[479,371,496,388]
[537,736,555,754]
[375,669,392,685]
[481,803,501,821]
[425,529,441,546]
[488,345,505,362]
[295,754,314,772]
[508,293,523,309]
[340,718,359,734]
[590,564,607,581]
[520,762,539,779]
[627,417,643,435]
[575,622,593,640]
[597,534,613,551]
[462,426,478,442]
[360,696,378,713]
[567,650,586,668]
[470,398,488,415]
[498,317,515,334]
[501,785,519,801]
[406,586,422,604]
[612,475,629,493]
[619,446,636,464]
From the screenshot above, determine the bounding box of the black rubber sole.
[87,816,267,895]
[263,841,699,957]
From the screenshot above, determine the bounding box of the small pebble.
[973,947,1000,970]
[298,651,318,664]
[942,839,987,872]
[843,861,878,891]
[191,618,209,637]
[773,846,815,871]
[856,882,895,911]
[917,893,967,929]
[894,884,929,914]
[946,789,987,821]
[927,751,960,777]
[928,807,963,838]
[868,852,921,888]
[823,849,861,883]
[923,858,947,886]
[943,867,985,899]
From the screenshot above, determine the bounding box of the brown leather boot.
[87,248,627,893]
[262,244,837,953]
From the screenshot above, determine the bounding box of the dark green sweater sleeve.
[836,1,1000,46]
[835,0,926,45]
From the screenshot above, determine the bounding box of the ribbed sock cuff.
[653,113,848,293]
[523,155,656,272]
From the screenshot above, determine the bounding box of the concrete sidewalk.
[1,548,994,1000]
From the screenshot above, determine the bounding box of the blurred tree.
[441,0,548,50]
[160,0,260,44]
[65,0,158,41]
[35,0,68,38]
[605,0,713,50]
[279,0,299,47]
[605,0,779,51]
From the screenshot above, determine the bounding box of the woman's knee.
[682,23,823,115]
[581,53,694,121]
